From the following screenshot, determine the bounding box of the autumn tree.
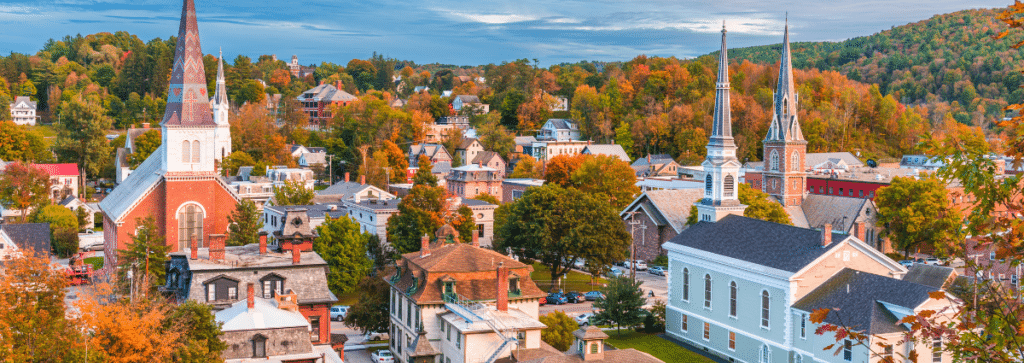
[54,95,112,186]
[544,154,586,187]
[164,300,227,363]
[279,97,310,145]
[128,129,161,168]
[0,254,84,362]
[226,200,261,247]
[0,121,50,162]
[231,103,290,165]
[80,295,180,363]
[119,216,170,295]
[314,216,374,295]
[273,179,315,206]
[569,154,639,209]
[0,161,51,222]
[510,155,544,179]
[875,176,962,257]
[539,311,579,351]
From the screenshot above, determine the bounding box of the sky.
[0,0,1011,66]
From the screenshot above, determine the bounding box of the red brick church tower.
[100,0,238,271]
[762,21,807,207]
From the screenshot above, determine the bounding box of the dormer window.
[260,273,285,298]
[204,276,239,302]
[509,275,521,296]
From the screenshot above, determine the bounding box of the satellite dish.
[866,159,878,168]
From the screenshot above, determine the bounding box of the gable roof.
[903,264,957,289]
[622,190,703,234]
[800,194,870,233]
[454,95,481,104]
[666,214,846,273]
[0,223,51,257]
[793,268,939,334]
[544,119,576,130]
[99,145,166,222]
[806,152,863,169]
[471,151,504,166]
[10,96,36,109]
[459,138,480,150]
[316,181,393,199]
[582,144,631,162]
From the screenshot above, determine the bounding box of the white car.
[574,313,594,326]
[330,305,348,321]
[623,260,648,271]
[364,331,390,341]
[370,349,395,363]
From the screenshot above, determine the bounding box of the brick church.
[100,0,236,271]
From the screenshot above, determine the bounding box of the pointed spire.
[214,48,228,107]
[767,17,804,141]
[709,22,735,147]
[161,0,215,127]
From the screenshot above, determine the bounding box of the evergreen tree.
[120,216,170,294]
[313,216,373,295]
[226,200,261,247]
[594,276,646,335]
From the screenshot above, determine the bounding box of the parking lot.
[539,268,668,318]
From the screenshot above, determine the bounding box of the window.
[880,344,894,362]
[800,314,807,339]
[207,285,216,301]
[704,274,712,309]
[728,331,736,350]
[252,334,267,358]
[791,152,800,171]
[724,175,735,197]
[681,314,688,332]
[478,224,485,238]
[456,332,462,349]
[729,282,737,317]
[182,140,191,163]
[859,190,864,197]
[178,204,204,250]
[518,331,526,345]
[796,355,803,363]
[761,345,771,363]
[683,269,689,301]
[1013,274,1019,287]
[990,251,996,261]
[705,175,713,195]
[703,322,710,340]
[839,188,844,195]
[310,316,320,341]
[228,286,237,300]
[819,186,823,193]
[192,140,200,163]
[829,187,833,194]
[204,276,239,302]
[843,339,852,361]
[446,323,451,341]
[761,291,770,328]
[260,274,285,298]
[932,338,942,362]
[770,150,779,171]
[590,342,599,354]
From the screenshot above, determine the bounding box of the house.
[472,152,506,174]
[527,140,589,162]
[452,95,489,114]
[9,96,36,125]
[287,55,316,78]
[290,145,327,168]
[314,174,395,204]
[514,136,537,155]
[620,189,703,262]
[409,143,454,167]
[115,124,156,184]
[297,81,358,128]
[446,164,503,200]
[581,144,631,163]
[59,195,97,226]
[631,154,681,177]
[902,264,958,290]
[427,117,471,143]
[899,154,946,171]
[537,119,581,142]
[162,229,337,347]
[261,206,346,244]
[805,152,863,173]
[964,238,1023,294]
[227,180,275,210]
[462,198,497,247]
[99,0,240,271]
[344,196,496,246]
[456,138,485,165]
[266,167,316,190]
[0,223,51,260]
[384,232,548,363]
[508,326,663,363]
[215,289,343,362]
[786,194,883,251]
[390,98,408,108]
[33,163,81,201]
[414,86,430,93]
[501,179,544,204]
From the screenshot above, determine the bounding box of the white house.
[9,96,36,125]
[537,119,581,142]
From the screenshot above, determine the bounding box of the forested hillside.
[728,7,1023,128]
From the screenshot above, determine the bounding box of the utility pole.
[326,154,335,185]
[627,211,642,282]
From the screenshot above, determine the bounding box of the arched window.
[682,268,689,301]
[782,97,788,113]
[705,175,713,196]
[182,140,191,163]
[770,150,779,171]
[791,151,800,171]
[724,175,735,197]
[704,274,712,309]
[760,345,771,363]
[729,281,737,317]
[192,140,200,163]
[178,203,205,250]
[761,290,771,328]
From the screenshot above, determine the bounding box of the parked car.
[364,332,390,341]
[648,266,665,276]
[923,257,943,265]
[897,259,915,268]
[370,349,395,363]
[565,291,585,303]
[573,259,587,270]
[584,291,605,301]
[605,267,624,278]
[546,293,568,305]
[330,305,348,321]
[575,313,594,326]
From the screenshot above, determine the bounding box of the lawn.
[82,257,104,270]
[530,262,607,293]
[605,331,713,363]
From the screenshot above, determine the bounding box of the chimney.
[336,80,344,90]
[821,224,832,247]
[360,175,366,185]
[345,172,350,183]
[496,262,509,312]
[142,122,150,129]
[420,234,431,258]
[209,234,226,261]
[190,235,198,260]
[292,244,302,265]
[259,231,268,255]
[247,283,255,309]
[472,232,479,248]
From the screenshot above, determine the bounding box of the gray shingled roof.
[623,190,703,234]
[806,152,863,169]
[0,223,51,257]
[666,214,845,272]
[800,194,869,234]
[793,268,938,334]
[583,144,631,162]
[903,264,956,289]
[264,204,346,220]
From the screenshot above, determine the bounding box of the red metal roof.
[32,163,79,176]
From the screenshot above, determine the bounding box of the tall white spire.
[211,48,232,161]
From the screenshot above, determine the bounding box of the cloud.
[444,11,540,24]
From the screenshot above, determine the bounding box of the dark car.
[546,293,568,305]
[584,291,605,301]
[565,292,585,303]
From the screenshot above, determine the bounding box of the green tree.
[273,179,315,206]
[496,184,630,282]
[164,300,227,363]
[874,176,961,257]
[473,193,501,205]
[737,183,793,225]
[413,154,438,186]
[53,96,113,185]
[477,115,516,159]
[222,151,257,177]
[0,161,51,223]
[314,216,373,295]
[128,129,162,168]
[343,276,391,334]
[594,276,646,335]
[569,154,640,209]
[30,205,79,258]
[346,59,378,92]
[614,121,634,157]
[120,216,170,294]
[226,200,261,247]
[539,311,579,351]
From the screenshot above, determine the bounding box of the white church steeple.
[212,48,232,161]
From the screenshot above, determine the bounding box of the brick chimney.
[496,262,509,312]
[360,175,366,185]
[247,283,255,309]
[821,224,832,247]
[420,234,431,258]
[258,231,268,255]
[190,235,198,260]
[345,172,350,183]
[142,122,150,129]
[292,244,302,265]
[472,232,479,248]
[336,80,344,91]
[209,234,226,261]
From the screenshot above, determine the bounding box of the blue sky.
[0,0,1010,66]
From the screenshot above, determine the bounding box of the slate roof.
[793,268,939,334]
[0,223,51,257]
[806,152,863,169]
[217,297,310,331]
[631,154,675,167]
[471,151,504,166]
[454,95,481,104]
[800,194,870,234]
[263,204,346,220]
[515,136,538,145]
[666,214,846,273]
[300,84,357,103]
[315,181,394,202]
[545,119,576,130]
[582,144,631,162]
[903,264,957,289]
[623,190,704,233]
[99,145,166,222]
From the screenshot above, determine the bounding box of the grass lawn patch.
[82,257,104,270]
[605,330,712,363]
[315,184,329,191]
[335,291,360,306]
[530,262,607,293]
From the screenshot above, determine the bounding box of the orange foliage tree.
[231,103,292,166]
